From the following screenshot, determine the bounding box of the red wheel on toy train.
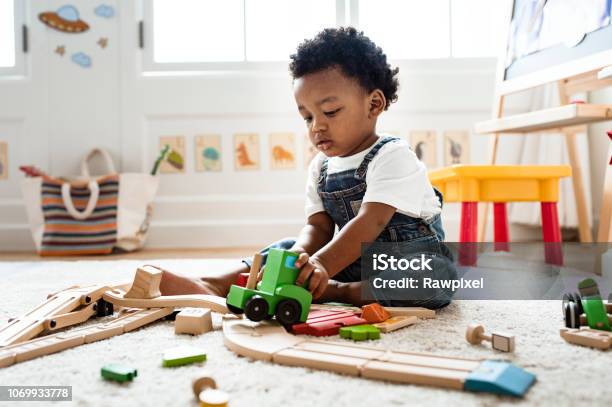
[244,295,269,322]
[275,299,302,325]
[564,301,581,329]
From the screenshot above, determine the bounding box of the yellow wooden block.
[428,165,571,202]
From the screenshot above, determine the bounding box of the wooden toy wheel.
[564,302,581,328]
[226,304,244,315]
[275,299,301,325]
[465,323,484,345]
[244,296,269,322]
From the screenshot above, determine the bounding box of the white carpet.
[0,259,610,407]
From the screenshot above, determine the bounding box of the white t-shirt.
[305,137,441,220]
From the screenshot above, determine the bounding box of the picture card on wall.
[443,131,470,166]
[159,135,185,174]
[0,141,7,179]
[269,132,296,170]
[234,133,260,171]
[195,134,222,172]
[304,138,318,169]
[410,131,437,168]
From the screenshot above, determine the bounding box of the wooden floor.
[0,247,260,261]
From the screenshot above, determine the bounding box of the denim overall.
[246,136,456,309]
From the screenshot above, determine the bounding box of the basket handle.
[81,148,116,178]
[61,181,100,220]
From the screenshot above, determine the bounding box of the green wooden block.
[339,324,381,341]
[162,346,206,367]
[101,364,138,382]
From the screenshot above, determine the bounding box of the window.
[0,0,25,76]
[144,0,508,71]
[147,0,337,69]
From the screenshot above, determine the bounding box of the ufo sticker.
[39,5,90,33]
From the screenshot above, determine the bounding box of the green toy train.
[226,249,312,325]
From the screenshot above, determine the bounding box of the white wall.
[0,1,548,251]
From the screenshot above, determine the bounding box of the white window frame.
[0,0,27,78]
[140,0,346,74]
[140,0,499,74]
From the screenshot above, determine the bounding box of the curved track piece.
[103,289,229,314]
[222,318,535,397]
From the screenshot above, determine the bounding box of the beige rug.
[0,259,609,407]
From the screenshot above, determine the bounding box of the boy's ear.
[368,89,386,118]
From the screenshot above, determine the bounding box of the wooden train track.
[223,318,536,397]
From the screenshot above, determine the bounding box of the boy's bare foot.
[317,280,374,306]
[159,264,250,298]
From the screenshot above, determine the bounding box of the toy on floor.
[0,267,228,368]
[361,303,391,323]
[175,308,213,335]
[192,372,229,407]
[466,323,515,353]
[223,318,536,397]
[373,316,418,333]
[226,249,312,325]
[101,364,138,382]
[577,278,610,331]
[560,328,612,350]
[339,324,381,341]
[384,306,436,319]
[124,265,163,299]
[162,346,206,367]
[291,308,366,336]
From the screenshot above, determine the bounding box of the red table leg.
[493,202,510,252]
[541,202,563,265]
[459,202,478,266]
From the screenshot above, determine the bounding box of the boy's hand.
[295,253,329,299]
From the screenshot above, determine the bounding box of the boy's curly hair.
[289,27,399,110]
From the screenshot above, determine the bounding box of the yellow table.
[429,165,571,265]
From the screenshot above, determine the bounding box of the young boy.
[160,27,454,308]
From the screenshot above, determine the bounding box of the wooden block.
[176,308,213,335]
[339,324,381,341]
[373,316,418,333]
[124,265,163,299]
[162,346,206,367]
[560,328,612,350]
[101,364,138,382]
[384,307,436,319]
[291,309,366,336]
[492,333,515,353]
[236,273,249,288]
[361,303,391,323]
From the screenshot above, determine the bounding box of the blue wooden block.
[464,360,536,397]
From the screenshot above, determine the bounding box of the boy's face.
[293,66,378,157]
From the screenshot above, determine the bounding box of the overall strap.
[317,158,329,188]
[354,136,399,180]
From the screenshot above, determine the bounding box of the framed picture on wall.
[269,132,296,170]
[0,141,7,179]
[443,131,470,166]
[159,136,185,174]
[195,134,222,172]
[409,130,437,167]
[234,133,260,171]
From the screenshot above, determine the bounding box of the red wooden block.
[236,273,250,288]
[361,303,391,324]
[292,309,367,336]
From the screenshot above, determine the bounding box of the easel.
[476,1,612,243]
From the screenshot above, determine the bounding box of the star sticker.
[55,45,65,56]
[97,37,108,49]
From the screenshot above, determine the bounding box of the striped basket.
[39,175,119,256]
